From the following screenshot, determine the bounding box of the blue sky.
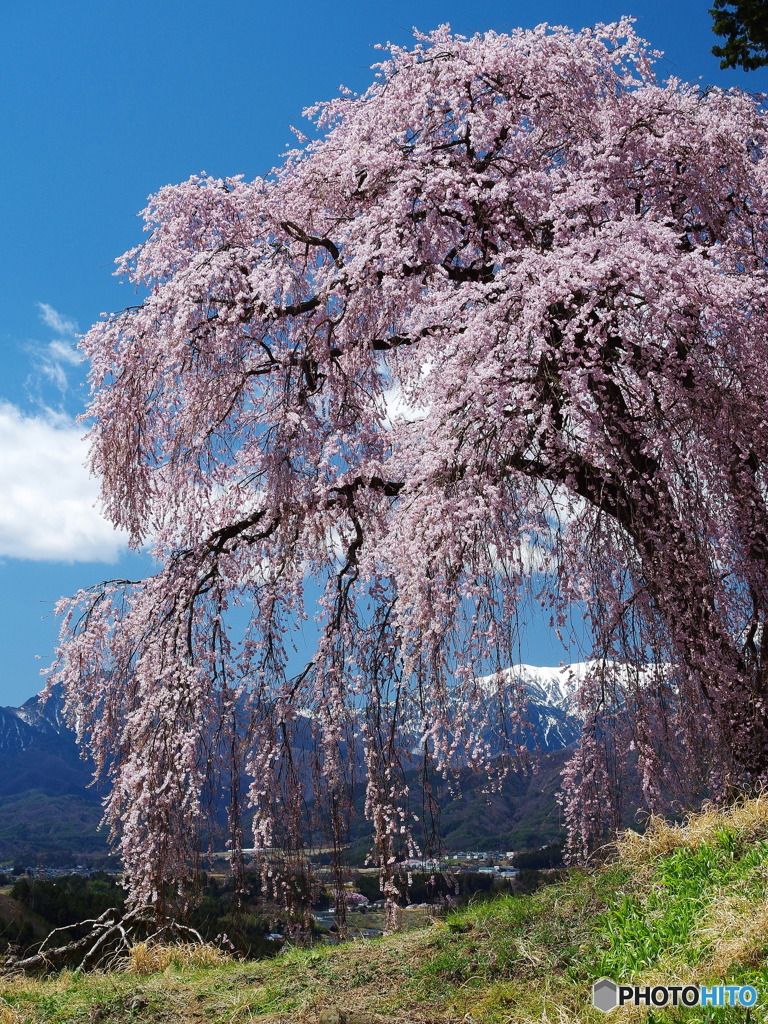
[1,0,765,707]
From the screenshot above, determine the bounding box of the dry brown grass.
[615,794,768,866]
[0,1000,24,1024]
[120,940,231,975]
[697,884,768,975]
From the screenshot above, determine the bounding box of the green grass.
[3,799,768,1022]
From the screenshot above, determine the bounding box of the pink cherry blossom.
[50,18,768,914]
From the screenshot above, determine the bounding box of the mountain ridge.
[0,666,586,861]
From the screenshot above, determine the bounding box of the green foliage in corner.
[711,0,768,69]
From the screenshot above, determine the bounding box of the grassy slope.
[3,799,768,1023]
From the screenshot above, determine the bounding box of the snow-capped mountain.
[0,690,73,760]
[10,688,70,734]
[508,663,587,713]
[482,662,586,707]
[0,706,39,758]
[0,666,587,765]
[475,663,587,752]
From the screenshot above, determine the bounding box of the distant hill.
[0,666,587,864]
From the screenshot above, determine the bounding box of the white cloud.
[0,403,128,562]
[379,382,430,427]
[37,303,77,336]
[47,339,81,367]
[32,303,82,395]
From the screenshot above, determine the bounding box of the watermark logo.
[592,978,758,1011]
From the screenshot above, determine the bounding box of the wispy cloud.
[0,403,128,562]
[37,303,77,336]
[31,303,82,395]
[47,338,81,367]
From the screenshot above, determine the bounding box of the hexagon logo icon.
[593,978,619,1012]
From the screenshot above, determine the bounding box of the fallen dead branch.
[1,906,207,976]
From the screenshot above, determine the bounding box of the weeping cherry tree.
[51,19,768,920]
